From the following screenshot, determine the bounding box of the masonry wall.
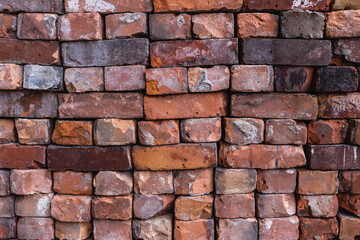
[0,0,360,239]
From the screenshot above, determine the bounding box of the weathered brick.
[224,118,264,145]
[332,0,360,10]
[134,171,173,195]
[17,13,57,40]
[94,119,136,146]
[104,65,145,91]
[23,65,63,91]
[106,13,147,39]
[133,143,217,170]
[338,193,360,216]
[48,145,131,171]
[192,13,234,39]
[62,39,149,67]
[0,64,22,90]
[334,39,360,63]
[10,169,52,195]
[174,169,213,195]
[65,0,153,13]
[52,120,93,146]
[15,193,53,217]
[231,65,274,92]
[307,120,348,144]
[146,67,188,95]
[59,92,143,119]
[0,144,46,169]
[15,119,51,145]
[150,39,238,67]
[53,171,92,195]
[265,119,307,145]
[243,0,331,11]
[188,66,230,93]
[297,170,338,195]
[154,0,243,12]
[92,195,132,220]
[174,219,214,240]
[0,171,9,196]
[326,10,360,38]
[237,13,278,38]
[231,93,318,120]
[55,222,92,240]
[0,0,63,13]
[281,10,325,39]
[180,118,221,143]
[93,220,131,240]
[0,14,16,38]
[259,216,299,240]
[274,66,313,92]
[220,143,306,169]
[17,217,54,239]
[338,212,360,239]
[138,120,180,146]
[133,215,172,240]
[215,168,256,194]
[339,171,360,194]
[51,195,92,222]
[215,193,255,218]
[0,196,14,217]
[175,195,213,220]
[319,93,360,118]
[64,67,104,92]
[315,66,358,92]
[242,39,331,66]
[0,218,15,239]
[145,92,227,120]
[0,120,15,144]
[257,193,296,218]
[217,218,258,240]
[349,119,360,145]
[149,13,191,40]
[297,195,338,218]
[94,171,133,196]
[299,218,339,240]
[257,169,297,194]
[134,194,174,220]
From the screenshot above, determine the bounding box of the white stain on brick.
[118,13,142,23]
[234,120,258,143]
[292,0,322,9]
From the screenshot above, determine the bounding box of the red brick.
[0,0,63,13]
[145,92,227,120]
[192,13,234,39]
[150,39,238,67]
[133,143,217,170]
[297,170,338,195]
[134,194,174,219]
[106,13,147,39]
[17,217,54,239]
[243,0,331,11]
[237,13,278,38]
[334,39,360,63]
[257,169,296,194]
[0,218,15,239]
[339,171,360,194]
[174,219,214,240]
[146,67,188,95]
[319,93,360,118]
[0,14,16,38]
[138,120,180,146]
[274,66,314,92]
[94,119,136,146]
[0,171,9,196]
[217,218,258,240]
[93,220,131,240]
[154,0,243,12]
[104,65,145,91]
[55,222,92,240]
[220,143,306,169]
[65,67,104,92]
[299,218,339,240]
[174,168,213,195]
[92,195,132,220]
[297,195,338,218]
[51,195,91,222]
[175,195,213,220]
[180,118,221,143]
[308,120,348,144]
[65,0,152,13]
[259,216,299,240]
[231,65,274,92]
[134,171,173,195]
[188,66,230,92]
[133,215,172,240]
[326,10,360,38]
[15,193,53,217]
[215,168,256,194]
[150,13,191,40]
[15,119,51,145]
[257,193,296,218]
[0,144,46,169]
[215,193,254,218]
[315,66,358,92]
[0,196,14,217]
[17,13,57,40]
[53,171,92,195]
[0,64,22,90]
[338,193,360,216]
[265,119,307,145]
[224,118,264,145]
[52,120,92,146]
[10,169,51,195]
[94,171,133,196]
[338,212,360,239]
[0,119,15,144]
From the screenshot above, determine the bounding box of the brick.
[338,193,360,216]
[265,119,307,145]
[104,65,145,91]
[134,171,173,195]
[174,219,214,240]
[15,119,51,145]
[133,215,172,240]
[0,64,22,90]
[0,14,16,38]
[299,218,339,240]
[150,39,238,67]
[316,66,358,92]
[15,193,53,217]
[243,0,331,11]
[231,93,318,120]
[215,168,256,194]
[106,13,147,39]
[0,144,46,169]
[138,120,180,146]
[65,0,152,13]
[17,13,57,40]
[339,171,360,194]
[257,169,297,194]
[192,13,234,39]
[297,195,338,218]
[55,222,92,240]
[145,67,188,95]
[0,196,14,217]
[0,171,9,196]
[94,119,136,146]
[297,170,338,195]
[319,93,360,118]
[257,193,296,218]
[92,196,132,220]
[65,67,104,92]
[220,144,306,169]
[326,10,360,38]
[217,218,258,240]
[0,120,15,143]
[338,212,360,239]
[51,195,91,222]
[154,0,242,12]
[242,39,331,66]
[174,168,213,196]
[59,13,102,41]
[133,143,217,170]
[215,193,254,218]
[175,195,213,220]
[94,171,133,196]
[188,66,230,93]
[62,39,149,67]
[259,216,299,240]
[334,39,360,63]
[0,218,15,239]
[93,220,131,240]
[10,169,51,195]
[59,92,143,119]
[332,0,360,10]
[53,171,92,195]
[307,120,348,144]
[52,120,93,146]
[0,0,63,13]
[145,92,227,120]
[349,119,360,145]
[180,118,221,143]
[224,118,264,145]
[150,13,191,40]
[23,65,63,91]
[276,68,313,94]
[0,91,57,118]
[134,194,174,219]
[0,39,59,65]
[17,217,54,239]
[281,10,325,39]
[237,13,278,38]
[231,65,274,92]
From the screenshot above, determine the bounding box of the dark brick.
[0,144,46,169]
[243,0,331,11]
[275,67,314,92]
[334,39,360,63]
[0,0,63,13]
[318,93,360,118]
[315,66,358,92]
[299,218,339,240]
[0,218,16,239]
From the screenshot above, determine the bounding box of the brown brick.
[333,0,360,10]
[0,218,15,239]
[349,119,360,145]
[145,92,227,120]
[65,0,152,13]
[257,193,296,218]
[134,171,173,195]
[297,170,338,195]
[0,171,9,196]
[92,195,132,220]
[59,92,143,119]
[265,119,307,145]
[175,195,213,220]
[338,212,360,239]
[188,66,230,93]
[65,67,104,92]
[106,13,147,39]
[180,118,221,143]
[133,143,217,170]
[231,65,274,92]
[51,195,91,222]
[326,10,360,38]
[10,169,52,195]
[150,13,191,40]
[220,143,306,169]
[53,171,92,195]
[134,194,174,219]
[17,217,54,239]
[0,119,15,144]
[339,171,360,194]
[237,13,278,38]
[297,195,338,218]
[243,0,331,11]
[299,218,339,240]
[0,0,63,13]
[174,168,213,196]
[0,64,22,90]
[231,93,318,120]
[174,219,214,240]
[338,193,360,216]
[215,193,255,218]
[215,168,256,194]
[224,118,264,145]
[52,120,92,146]
[93,220,131,240]
[192,13,234,39]
[104,65,145,91]
[0,196,14,218]
[319,93,360,118]
[274,66,314,92]
[133,215,172,240]
[48,145,132,171]
[15,193,53,217]
[334,39,360,63]
[0,14,16,38]
[257,169,297,194]
[217,218,258,240]
[55,222,92,240]
[17,13,57,40]
[307,120,348,144]
[94,171,133,196]
[315,66,359,92]
[146,67,188,95]
[154,0,243,12]
[15,119,51,145]
[259,216,299,240]
[150,39,238,67]
[94,119,136,146]
[0,144,46,169]
[138,120,180,146]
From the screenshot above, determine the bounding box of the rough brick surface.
[17,13,57,40]
[106,13,147,39]
[188,66,230,93]
[15,119,51,145]
[138,120,179,146]
[231,65,274,92]
[0,64,23,90]
[64,67,104,92]
[274,66,314,92]
[153,0,243,12]
[53,171,92,195]
[192,13,234,39]
[0,14,17,38]
[150,13,191,40]
[104,65,145,91]
[180,118,221,143]
[326,10,360,38]
[237,13,278,38]
[64,0,153,13]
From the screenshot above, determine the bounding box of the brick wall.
[0,0,360,239]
